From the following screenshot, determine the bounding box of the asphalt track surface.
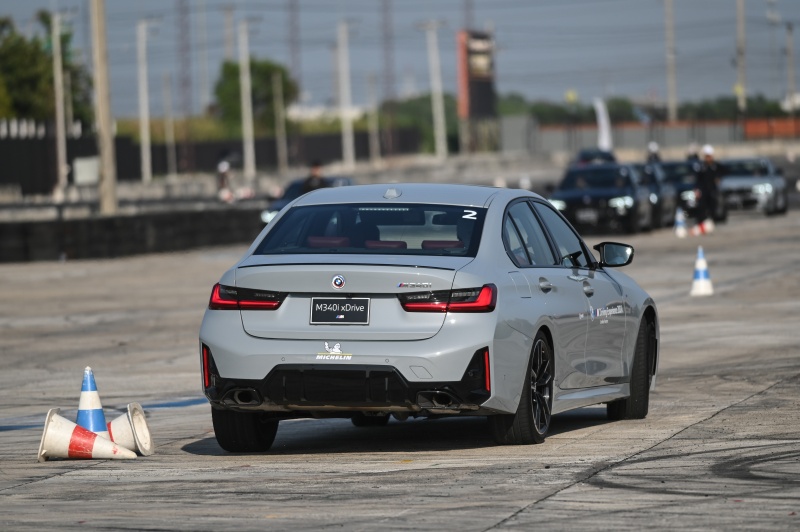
[1,207,799,530]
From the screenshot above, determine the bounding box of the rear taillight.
[399,284,496,313]
[208,283,285,310]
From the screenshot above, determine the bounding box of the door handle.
[538,278,553,293]
[582,281,594,297]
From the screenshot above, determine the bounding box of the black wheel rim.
[530,338,553,434]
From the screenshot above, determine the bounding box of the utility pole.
[52,12,68,201]
[176,0,193,172]
[381,0,395,156]
[463,0,474,29]
[224,5,235,61]
[137,18,153,184]
[337,20,355,170]
[239,19,256,182]
[162,73,178,180]
[421,21,448,161]
[90,0,117,215]
[663,0,678,123]
[367,74,381,166]
[787,22,796,117]
[272,72,288,175]
[736,0,747,113]
[198,0,210,113]
[288,0,301,90]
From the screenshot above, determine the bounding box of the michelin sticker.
[317,342,352,360]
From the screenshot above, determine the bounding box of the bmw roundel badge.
[332,275,346,290]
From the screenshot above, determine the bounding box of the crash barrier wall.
[500,116,800,154]
[0,129,421,197]
[0,207,265,263]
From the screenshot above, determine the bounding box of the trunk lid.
[235,255,472,340]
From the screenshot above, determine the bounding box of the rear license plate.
[576,208,599,224]
[310,298,370,325]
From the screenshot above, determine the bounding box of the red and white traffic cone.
[106,403,154,456]
[38,408,137,462]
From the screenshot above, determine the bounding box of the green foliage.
[500,93,791,125]
[0,13,93,124]
[497,92,529,116]
[381,94,458,153]
[213,59,298,136]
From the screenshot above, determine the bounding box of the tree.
[213,59,298,136]
[0,13,92,125]
[381,94,459,153]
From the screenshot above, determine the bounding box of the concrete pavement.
[0,207,798,530]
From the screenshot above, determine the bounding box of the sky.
[3,0,800,118]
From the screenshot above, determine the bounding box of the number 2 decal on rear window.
[463,210,477,220]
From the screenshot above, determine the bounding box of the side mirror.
[593,242,634,267]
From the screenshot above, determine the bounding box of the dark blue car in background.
[548,164,652,234]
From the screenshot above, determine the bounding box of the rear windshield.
[560,167,633,190]
[255,203,486,257]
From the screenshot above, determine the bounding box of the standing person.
[693,144,723,234]
[216,157,233,203]
[686,142,700,164]
[301,159,329,193]
[646,141,661,163]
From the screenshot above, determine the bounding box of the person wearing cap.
[646,141,661,163]
[693,144,724,227]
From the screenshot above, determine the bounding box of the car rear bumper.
[204,359,491,416]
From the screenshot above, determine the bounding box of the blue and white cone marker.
[76,366,109,439]
[674,207,687,238]
[690,246,714,297]
[106,403,154,456]
[38,408,136,462]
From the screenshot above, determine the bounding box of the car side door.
[532,200,627,388]
[502,201,589,390]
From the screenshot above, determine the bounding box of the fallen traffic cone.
[106,403,154,456]
[690,246,714,297]
[38,408,137,462]
[76,366,109,439]
[674,207,687,238]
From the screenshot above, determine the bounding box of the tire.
[351,413,390,427]
[490,331,554,445]
[607,319,654,420]
[211,407,279,452]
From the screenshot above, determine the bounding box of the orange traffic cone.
[38,408,137,462]
[106,403,154,456]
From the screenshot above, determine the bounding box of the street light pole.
[52,12,68,201]
[421,21,448,161]
[337,20,355,171]
[137,18,153,184]
[90,0,117,215]
[238,19,256,183]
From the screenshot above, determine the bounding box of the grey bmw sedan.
[199,184,659,451]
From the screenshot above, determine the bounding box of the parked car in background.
[660,161,727,222]
[548,164,652,233]
[632,162,677,228]
[570,148,617,166]
[260,176,355,223]
[200,183,659,451]
[719,158,788,216]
